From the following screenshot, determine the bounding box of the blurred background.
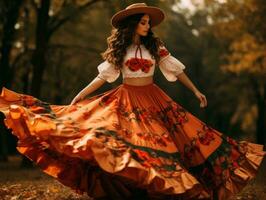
[0,0,265,199]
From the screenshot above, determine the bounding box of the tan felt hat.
[111,3,165,28]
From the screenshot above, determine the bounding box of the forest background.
[0,0,265,199]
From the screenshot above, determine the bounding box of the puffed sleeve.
[158,45,186,82]
[97,60,120,83]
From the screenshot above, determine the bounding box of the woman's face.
[135,14,150,36]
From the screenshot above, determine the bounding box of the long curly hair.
[101,13,164,69]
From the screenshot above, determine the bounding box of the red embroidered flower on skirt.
[159,48,170,57]
[125,58,153,73]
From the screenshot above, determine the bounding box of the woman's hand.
[70,94,84,105]
[176,73,207,108]
[194,91,207,108]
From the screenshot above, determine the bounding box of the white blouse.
[97,43,185,83]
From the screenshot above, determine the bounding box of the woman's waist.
[122,76,153,86]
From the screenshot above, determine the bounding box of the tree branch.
[49,44,101,53]
[48,0,105,37]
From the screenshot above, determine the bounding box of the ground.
[0,155,265,200]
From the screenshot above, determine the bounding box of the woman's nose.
[146,24,150,29]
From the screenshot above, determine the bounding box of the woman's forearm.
[77,76,106,98]
[176,72,200,94]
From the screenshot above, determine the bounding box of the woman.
[0,3,265,200]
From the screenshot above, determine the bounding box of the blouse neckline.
[131,43,144,47]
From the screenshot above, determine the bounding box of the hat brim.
[111,6,165,28]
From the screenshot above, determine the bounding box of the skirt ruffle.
[0,83,265,200]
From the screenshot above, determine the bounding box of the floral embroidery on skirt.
[0,84,265,200]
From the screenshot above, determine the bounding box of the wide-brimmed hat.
[111,3,165,28]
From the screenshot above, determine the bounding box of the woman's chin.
[141,33,148,36]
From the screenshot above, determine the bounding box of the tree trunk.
[0,1,21,87]
[30,0,50,98]
[256,85,266,145]
[0,1,23,162]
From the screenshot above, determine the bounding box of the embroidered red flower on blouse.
[125,58,153,73]
[159,48,170,57]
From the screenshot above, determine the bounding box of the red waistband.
[122,82,155,89]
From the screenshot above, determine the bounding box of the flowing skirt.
[0,83,265,200]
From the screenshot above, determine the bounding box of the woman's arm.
[177,72,208,108]
[177,72,199,93]
[70,76,106,105]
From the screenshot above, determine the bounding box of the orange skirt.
[0,83,265,200]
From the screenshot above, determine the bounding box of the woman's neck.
[132,34,141,45]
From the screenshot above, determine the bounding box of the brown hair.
[101,13,164,69]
